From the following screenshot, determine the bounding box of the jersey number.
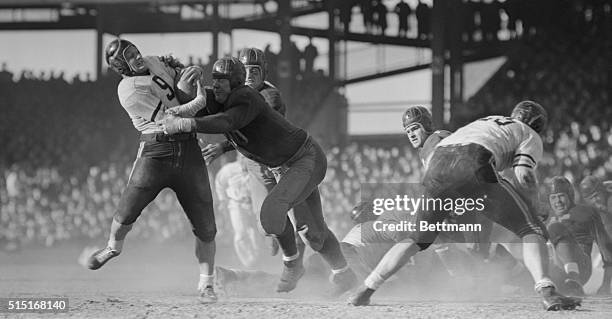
[152,75,175,101]
[479,116,515,126]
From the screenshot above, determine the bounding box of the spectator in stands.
[416,0,430,40]
[373,0,388,36]
[394,0,411,38]
[303,37,319,75]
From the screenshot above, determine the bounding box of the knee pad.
[259,200,290,236]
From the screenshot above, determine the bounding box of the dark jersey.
[194,85,307,167]
[548,204,612,265]
[258,81,286,116]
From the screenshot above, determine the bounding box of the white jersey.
[437,116,543,171]
[214,161,251,204]
[117,56,181,134]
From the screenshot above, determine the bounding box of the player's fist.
[514,166,536,188]
[159,116,196,135]
[176,66,203,103]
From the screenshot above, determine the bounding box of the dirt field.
[2,241,612,319]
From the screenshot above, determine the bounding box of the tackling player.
[160,57,357,295]
[202,48,308,288]
[342,106,486,281]
[349,101,582,310]
[86,39,218,303]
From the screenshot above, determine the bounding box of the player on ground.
[159,57,357,295]
[349,101,582,310]
[546,175,612,295]
[87,39,218,303]
[580,175,612,294]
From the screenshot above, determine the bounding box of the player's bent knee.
[259,201,290,235]
[194,228,217,243]
[113,213,138,226]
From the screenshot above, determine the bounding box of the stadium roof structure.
[0,0,518,128]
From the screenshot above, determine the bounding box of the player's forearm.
[193,114,237,133]
[167,95,206,117]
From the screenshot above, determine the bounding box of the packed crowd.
[333,0,610,40]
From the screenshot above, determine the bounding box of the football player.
[545,176,612,295]
[349,101,582,310]
[160,57,357,295]
[343,106,488,282]
[202,48,309,288]
[87,39,219,303]
[578,176,612,294]
[402,106,494,273]
[215,155,271,268]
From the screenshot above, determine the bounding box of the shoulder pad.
[118,76,150,97]
[433,130,452,139]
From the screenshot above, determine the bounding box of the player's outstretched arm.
[166,69,206,117]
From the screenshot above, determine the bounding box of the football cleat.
[87,247,120,270]
[538,286,582,311]
[347,285,375,306]
[276,261,305,293]
[198,285,218,304]
[329,268,358,297]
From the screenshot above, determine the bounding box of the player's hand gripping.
[160,108,196,134]
[201,142,225,165]
[182,66,204,85]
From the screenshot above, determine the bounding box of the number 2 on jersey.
[479,116,515,126]
[152,75,175,101]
